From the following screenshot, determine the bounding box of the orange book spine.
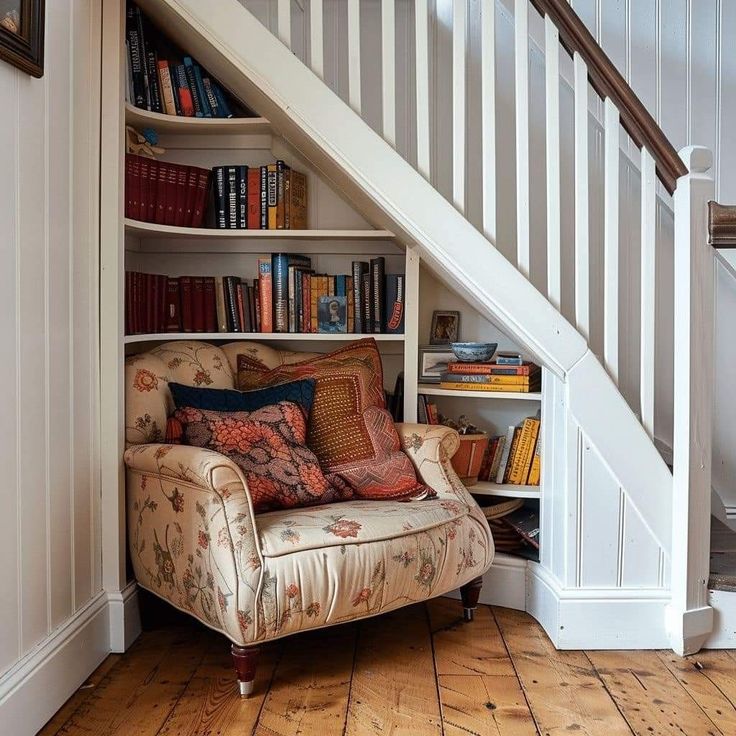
[258,258,273,332]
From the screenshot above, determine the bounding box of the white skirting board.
[704,589,736,648]
[0,592,110,736]
[108,581,142,653]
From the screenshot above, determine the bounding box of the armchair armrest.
[396,423,473,501]
[124,443,262,645]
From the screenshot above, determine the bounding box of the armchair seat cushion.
[256,497,469,557]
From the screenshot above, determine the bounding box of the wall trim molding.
[108,581,142,653]
[0,592,110,736]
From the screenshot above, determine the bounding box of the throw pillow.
[174,402,345,512]
[236,338,426,500]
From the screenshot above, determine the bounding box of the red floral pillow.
[174,402,348,512]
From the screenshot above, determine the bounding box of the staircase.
[131,0,716,654]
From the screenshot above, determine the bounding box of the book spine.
[361,272,371,335]
[446,362,538,376]
[125,155,139,220]
[155,161,167,224]
[174,165,188,226]
[235,283,246,332]
[179,276,193,332]
[253,279,261,332]
[183,59,203,117]
[288,170,308,229]
[213,167,226,229]
[272,254,289,333]
[384,274,405,334]
[351,262,366,333]
[287,266,297,333]
[258,258,273,333]
[247,169,260,229]
[227,166,237,228]
[191,62,212,117]
[346,276,354,333]
[144,160,157,223]
[283,170,291,229]
[157,61,177,116]
[224,277,240,331]
[134,7,152,110]
[507,419,536,484]
[238,165,247,228]
[183,166,197,227]
[201,76,220,117]
[192,277,205,332]
[125,41,133,104]
[441,373,536,385]
[203,277,217,332]
[165,162,178,226]
[370,257,385,333]
[527,436,542,485]
[438,382,535,393]
[125,271,133,334]
[248,284,257,333]
[487,436,506,483]
[145,50,163,113]
[259,166,267,229]
[301,272,310,333]
[126,5,146,108]
[158,274,167,333]
[215,277,228,332]
[496,426,518,484]
[192,168,210,228]
[266,164,277,229]
[211,81,233,118]
[276,160,286,229]
[173,64,194,116]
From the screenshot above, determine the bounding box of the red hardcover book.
[192,277,206,332]
[184,166,198,227]
[155,162,168,225]
[138,157,150,223]
[151,274,160,333]
[125,272,133,334]
[204,277,217,332]
[133,272,143,335]
[143,273,153,334]
[175,165,188,226]
[235,284,246,333]
[253,278,261,332]
[126,155,141,220]
[158,275,168,333]
[177,84,194,117]
[191,168,210,228]
[247,168,260,229]
[145,160,158,223]
[165,277,180,332]
[179,276,194,332]
[165,163,179,226]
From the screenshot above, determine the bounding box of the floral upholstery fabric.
[124,418,494,646]
[174,403,345,512]
[236,339,425,501]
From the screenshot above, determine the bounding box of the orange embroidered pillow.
[236,339,426,500]
[174,402,346,512]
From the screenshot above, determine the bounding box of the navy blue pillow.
[169,378,317,416]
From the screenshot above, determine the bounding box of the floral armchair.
[124,340,494,696]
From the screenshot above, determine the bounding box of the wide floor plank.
[255,623,356,736]
[493,606,633,736]
[588,650,722,736]
[346,604,442,736]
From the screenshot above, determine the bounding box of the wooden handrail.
[529,0,686,194]
[708,201,736,247]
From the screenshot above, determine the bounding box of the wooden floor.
[41,598,736,736]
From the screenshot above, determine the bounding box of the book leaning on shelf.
[125,259,406,336]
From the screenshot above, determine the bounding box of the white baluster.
[452,0,466,212]
[348,0,361,114]
[640,148,656,436]
[604,98,620,382]
[669,145,714,655]
[310,0,324,79]
[415,0,430,179]
[574,52,590,339]
[278,0,291,49]
[481,0,496,241]
[545,16,561,308]
[382,0,396,147]
[515,0,530,275]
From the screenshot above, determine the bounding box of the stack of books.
[125,155,210,227]
[124,255,405,336]
[478,417,541,486]
[440,356,541,393]
[212,161,308,230]
[126,1,237,118]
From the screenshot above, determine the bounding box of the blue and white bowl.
[450,342,498,363]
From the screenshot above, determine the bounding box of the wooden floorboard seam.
[425,601,448,736]
[584,653,640,736]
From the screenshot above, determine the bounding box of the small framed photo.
[419,346,456,383]
[429,310,460,345]
[317,295,347,333]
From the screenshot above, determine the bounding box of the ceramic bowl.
[450,342,498,363]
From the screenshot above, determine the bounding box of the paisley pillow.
[236,339,426,501]
[174,402,347,512]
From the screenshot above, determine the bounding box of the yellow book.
[527,436,542,485]
[444,374,537,386]
[267,163,277,229]
[508,418,539,484]
[439,381,538,393]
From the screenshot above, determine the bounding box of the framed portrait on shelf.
[0,0,45,78]
[418,346,455,383]
[429,310,460,345]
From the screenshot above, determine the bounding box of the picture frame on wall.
[419,346,455,384]
[429,310,460,345]
[0,0,45,78]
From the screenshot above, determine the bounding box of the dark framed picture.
[429,310,460,345]
[0,0,45,78]
[317,295,347,333]
[419,346,455,383]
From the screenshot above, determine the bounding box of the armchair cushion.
[174,402,345,512]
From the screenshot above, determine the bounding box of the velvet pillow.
[174,402,345,512]
[236,338,426,501]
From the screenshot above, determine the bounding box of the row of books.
[440,360,541,394]
[125,155,210,227]
[125,256,405,335]
[126,1,235,118]
[212,162,308,230]
[480,417,541,486]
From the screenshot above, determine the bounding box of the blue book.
[335,274,348,297]
[211,81,234,118]
[184,57,212,117]
[272,254,311,333]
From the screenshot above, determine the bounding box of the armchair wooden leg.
[231,643,259,697]
[460,576,483,622]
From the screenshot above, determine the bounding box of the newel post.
[667,146,715,655]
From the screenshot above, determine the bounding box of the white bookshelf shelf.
[125,103,272,135]
[124,332,405,344]
[417,383,541,401]
[467,482,540,499]
[124,219,395,241]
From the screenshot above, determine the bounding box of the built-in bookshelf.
[125,103,272,135]
[124,331,406,345]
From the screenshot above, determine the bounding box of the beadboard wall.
[0,2,105,732]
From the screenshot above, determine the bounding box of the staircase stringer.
[137,0,673,554]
